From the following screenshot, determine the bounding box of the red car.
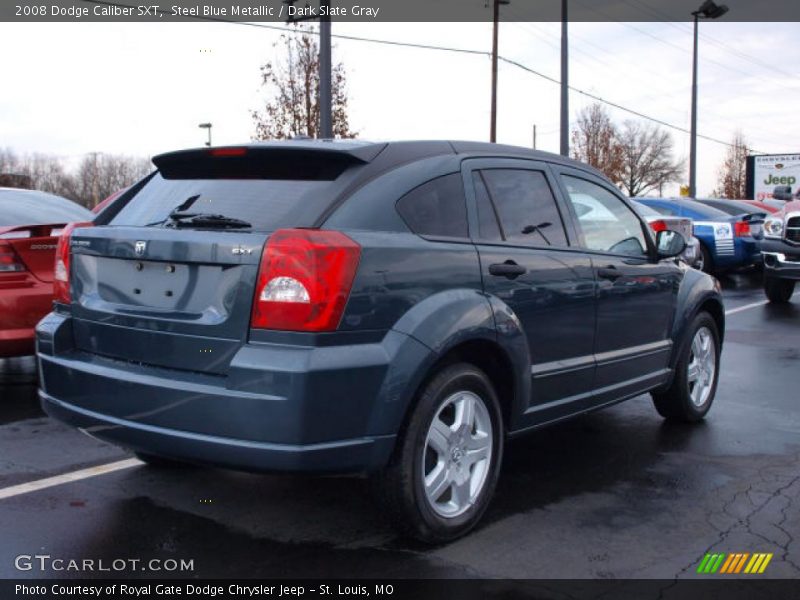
[91,188,127,214]
[0,188,93,357]
[737,199,779,214]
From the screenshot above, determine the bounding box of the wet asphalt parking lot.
[0,272,798,580]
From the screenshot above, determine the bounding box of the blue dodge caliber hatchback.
[37,140,724,542]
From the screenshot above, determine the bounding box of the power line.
[79,0,764,152]
[620,0,799,81]
[573,0,800,93]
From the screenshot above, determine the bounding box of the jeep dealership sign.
[746,153,800,200]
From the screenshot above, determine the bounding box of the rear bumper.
[36,312,432,473]
[713,238,760,269]
[0,327,36,358]
[0,279,52,357]
[40,390,395,472]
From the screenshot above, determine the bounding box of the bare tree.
[1,148,69,194]
[571,103,623,183]
[714,131,749,199]
[616,121,684,197]
[70,153,151,208]
[251,26,355,140]
[0,148,150,207]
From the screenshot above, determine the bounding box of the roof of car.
[635,196,731,219]
[155,139,607,180]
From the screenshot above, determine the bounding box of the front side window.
[479,169,569,247]
[396,173,468,238]
[562,176,648,256]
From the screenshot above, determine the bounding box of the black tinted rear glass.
[0,190,93,226]
[395,173,468,238]
[109,173,336,231]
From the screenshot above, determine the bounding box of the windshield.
[109,173,335,232]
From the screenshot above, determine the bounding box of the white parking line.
[0,458,141,501]
[725,300,769,316]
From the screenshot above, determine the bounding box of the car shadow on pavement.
[0,355,43,425]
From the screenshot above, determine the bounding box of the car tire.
[696,243,713,274]
[652,312,720,422]
[373,362,504,543]
[134,452,189,468]
[764,277,795,304]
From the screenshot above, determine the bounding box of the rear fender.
[367,289,529,435]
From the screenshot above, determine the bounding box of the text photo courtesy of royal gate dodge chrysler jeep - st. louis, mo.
[1,2,799,599]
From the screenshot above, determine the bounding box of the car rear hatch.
[66,143,381,375]
[0,224,69,283]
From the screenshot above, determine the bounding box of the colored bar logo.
[697,552,773,574]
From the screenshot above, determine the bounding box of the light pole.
[560,0,568,157]
[689,0,728,198]
[198,122,212,147]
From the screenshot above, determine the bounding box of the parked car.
[734,200,779,215]
[755,187,800,303]
[693,198,770,241]
[634,197,760,274]
[630,200,700,266]
[0,188,93,357]
[91,188,128,215]
[695,198,773,216]
[37,141,724,542]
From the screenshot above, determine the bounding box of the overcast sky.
[1,20,798,196]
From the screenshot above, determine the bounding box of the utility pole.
[532,124,537,150]
[88,151,101,208]
[689,17,698,198]
[490,0,509,143]
[560,0,569,157]
[284,0,333,139]
[319,2,332,138]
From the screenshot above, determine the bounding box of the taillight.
[649,219,668,233]
[734,221,750,237]
[0,242,26,273]
[251,229,361,332]
[53,221,93,304]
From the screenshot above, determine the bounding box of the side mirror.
[656,229,687,259]
[773,185,793,201]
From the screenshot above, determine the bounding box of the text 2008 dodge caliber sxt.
[37,139,724,542]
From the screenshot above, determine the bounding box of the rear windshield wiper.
[165,213,252,229]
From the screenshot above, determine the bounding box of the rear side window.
[480,169,569,247]
[109,173,335,231]
[396,173,468,238]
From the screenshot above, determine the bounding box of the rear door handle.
[597,266,622,280]
[489,261,526,279]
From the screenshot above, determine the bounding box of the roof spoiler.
[153,143,386,180]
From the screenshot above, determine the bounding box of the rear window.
[0,190,93,226]
[109,173,336,231]
[396,174,468,238]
